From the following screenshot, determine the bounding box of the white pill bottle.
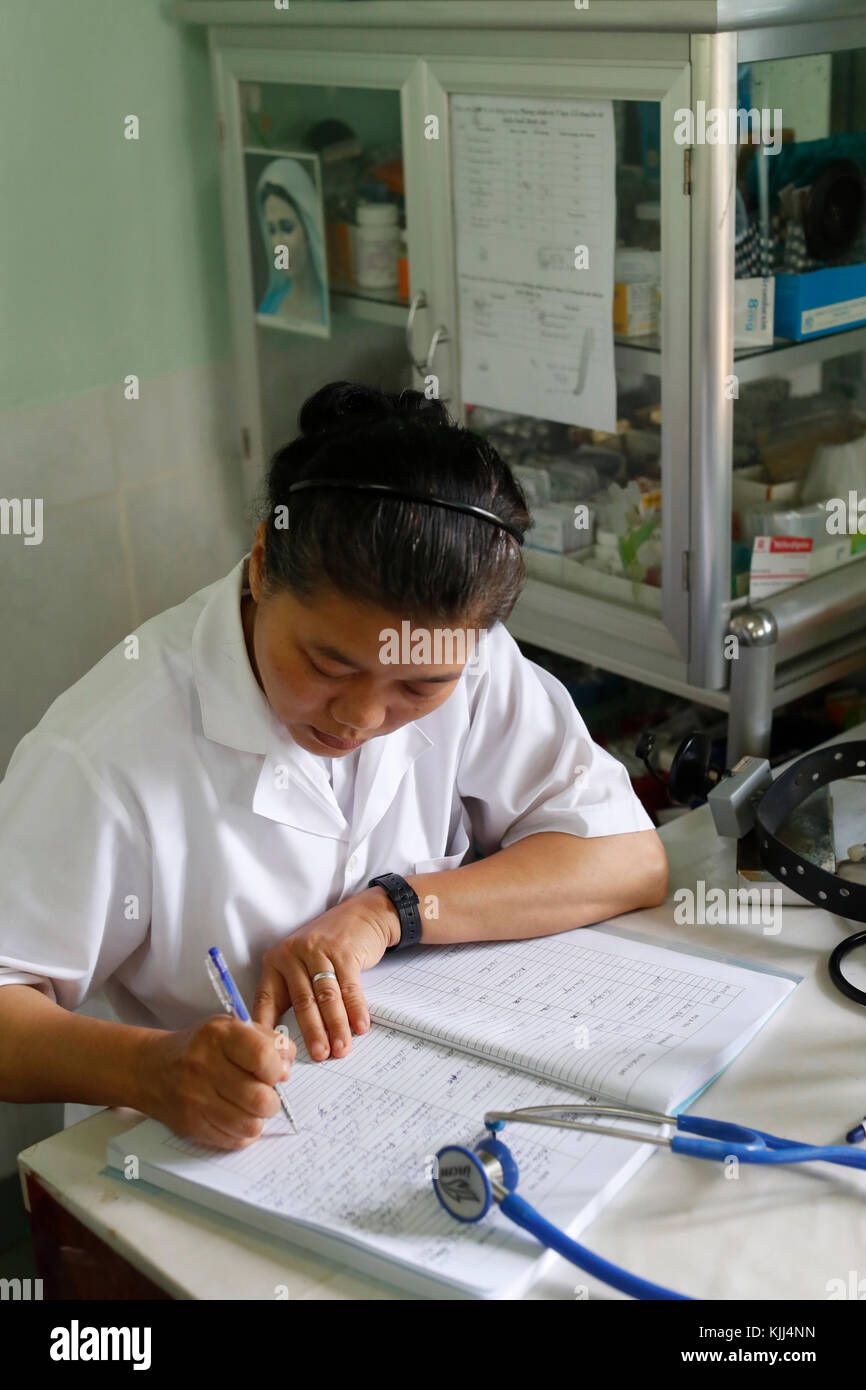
[355,202,400,289]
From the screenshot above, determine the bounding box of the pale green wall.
[0,0,231,414]
[0,0,237,1216]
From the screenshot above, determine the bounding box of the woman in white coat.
[0,382,668,1150]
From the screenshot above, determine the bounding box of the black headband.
[285,478,524,544]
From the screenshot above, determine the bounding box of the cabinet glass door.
[240,78,412,457]
[457,98,665,618]
[731,46,866,608]
[419,54,692,671]
[213,46,426,488]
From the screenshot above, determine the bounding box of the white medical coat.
[0,556,653,1029]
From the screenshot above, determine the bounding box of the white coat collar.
[191,556,272,755]
[191,556,434,842]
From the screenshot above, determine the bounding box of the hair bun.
[298,380,449,437]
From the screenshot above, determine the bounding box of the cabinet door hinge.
[683,146,692,195]
[217,114,226,150]
[241,427,251,461]
[682,549,690,590]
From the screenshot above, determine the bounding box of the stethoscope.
[432,1103,866,1300]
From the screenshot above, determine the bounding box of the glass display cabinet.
[175,0,866,756]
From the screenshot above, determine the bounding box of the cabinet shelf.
[615,322,866,380]
[614,333,662,375]
[734,324,866,383]
[330,284,408,327]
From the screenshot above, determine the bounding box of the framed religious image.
[245,149,330,338]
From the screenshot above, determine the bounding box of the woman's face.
[264,192,308,277]
[243,531,477,757]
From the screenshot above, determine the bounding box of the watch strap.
[368,872,422,951]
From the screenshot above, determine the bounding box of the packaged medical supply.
[738,499,830,547]
[800,433,866,505]
[734,276,775,348]
[732,464,800,508]
[511,463,552,508]
[614,249,660,337]
[757,409,863,484]
[575,446,625,483]
[544,457,600,502]
[624,429,661,467]
[527,502,595,553]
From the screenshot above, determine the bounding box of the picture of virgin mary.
[251,155,329,335]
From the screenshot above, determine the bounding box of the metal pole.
[688,31,738,690]
[727,610,777,761]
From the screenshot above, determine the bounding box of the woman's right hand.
[135,1015,295,1150]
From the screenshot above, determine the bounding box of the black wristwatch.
[368,872,422,952]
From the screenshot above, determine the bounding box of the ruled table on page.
[112,936,793,1294]
[363,928,795,1113]
[140,1020,652,1297]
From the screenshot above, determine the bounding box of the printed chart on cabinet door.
[451,94,616,433]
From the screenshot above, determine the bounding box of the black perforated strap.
[368,872,422,952]
[755,740,866,922]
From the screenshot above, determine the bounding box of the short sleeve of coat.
[0,732,152,1010]
[456,626,655,855]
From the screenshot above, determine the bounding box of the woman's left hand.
[252,887,398,1062]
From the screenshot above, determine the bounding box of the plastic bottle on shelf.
[614,248,661,338]
[305,118,362,289]
[397,228,409,300]
[355,202,400,289]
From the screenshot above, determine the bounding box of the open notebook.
[107,923,798,1299]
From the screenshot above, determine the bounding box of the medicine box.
[774,262,866,342]
[527,503,594,553]
[732,465,800,508]
[512,464,552,509]
[613,282,657,338]
[734,277,774,348]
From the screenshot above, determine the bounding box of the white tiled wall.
[0,358,252,1183]
[0,358,252,775]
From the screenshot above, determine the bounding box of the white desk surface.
[18,725,866,1301]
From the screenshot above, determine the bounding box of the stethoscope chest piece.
[432,1104,866,1300]
[433,1141,519,1223]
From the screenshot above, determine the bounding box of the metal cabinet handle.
[406,292,450,375]
[405,291,429,372]
[424,324,449,371]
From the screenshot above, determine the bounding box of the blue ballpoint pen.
[206,946,299,1134]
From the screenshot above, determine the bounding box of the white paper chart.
[112,1023,656,1299]
[364,926,796,1114]
[451,94,616,432]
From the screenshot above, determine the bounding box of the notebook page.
[362,926,797,1114]
[108,1019,655,1300]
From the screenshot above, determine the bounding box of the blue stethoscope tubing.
[432,1103,866,1301]
[498,1186,692,1301]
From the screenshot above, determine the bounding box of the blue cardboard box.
[774,262,866,341]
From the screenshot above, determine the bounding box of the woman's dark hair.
[261,382,530,627]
